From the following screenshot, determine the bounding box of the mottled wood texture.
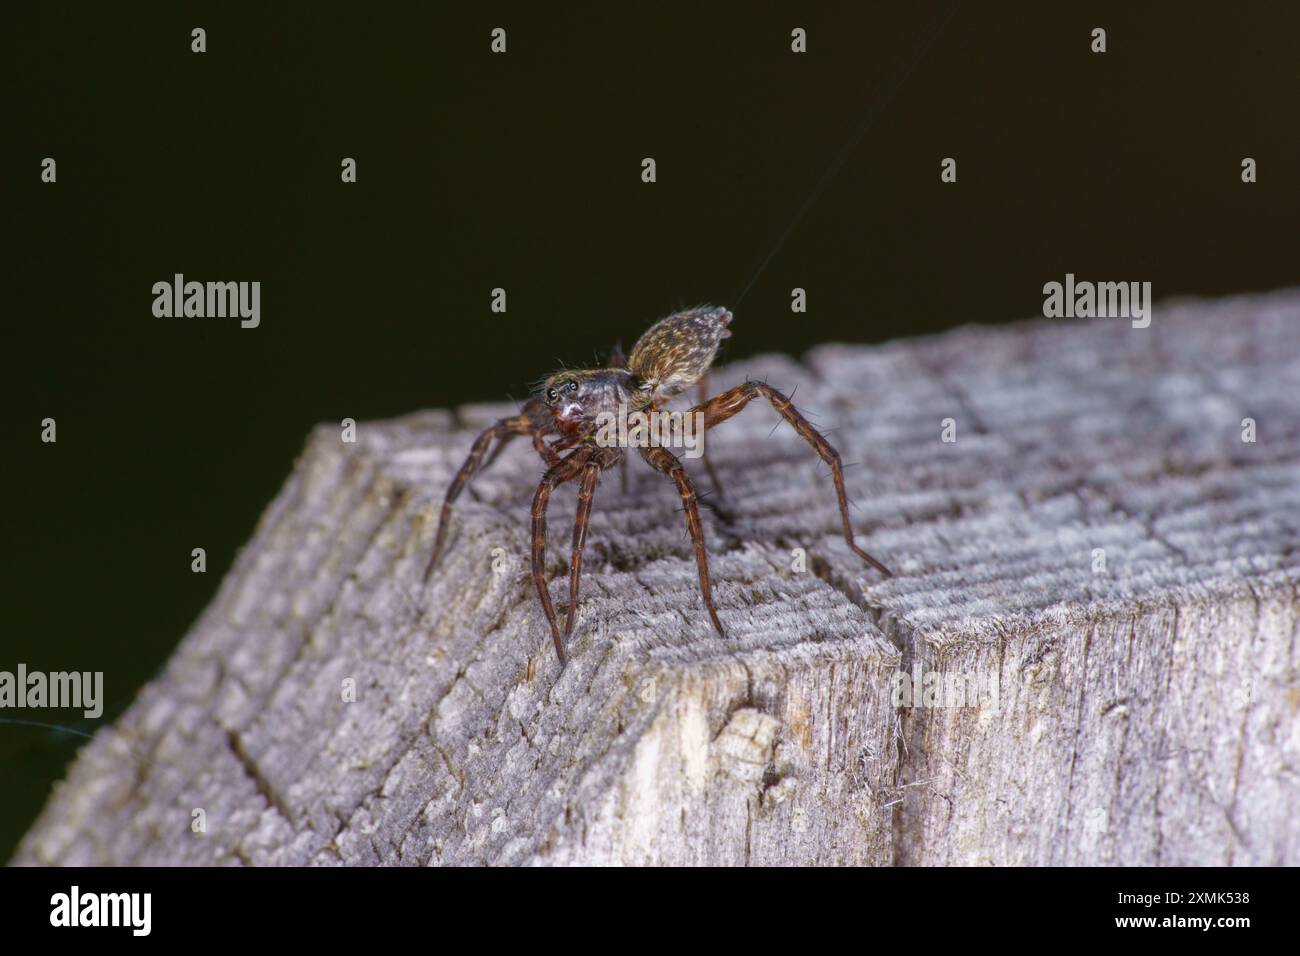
[15,290,1300,866]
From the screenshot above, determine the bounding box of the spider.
[422,306,891,663]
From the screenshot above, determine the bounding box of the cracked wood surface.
[15,289,1300,866]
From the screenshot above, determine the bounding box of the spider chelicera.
[422,306,891,663]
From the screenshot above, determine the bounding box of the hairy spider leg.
[531,448,594,663]
[641,445,725,636]
[689,381,892,577]
[539,426,590,463]
[565,462,601,639]
[423,399,553,583]
[564,446,621,639]
[696,371,726,501]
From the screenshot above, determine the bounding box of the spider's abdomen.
[628,306,733,400]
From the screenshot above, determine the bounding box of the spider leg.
[482,431,517,470]
[565,448,620,639]
[697,372,727,501]
[691,381,892,577]
[531,447,593,663]
[424,400,552,583]
[534,429,568,466]
[641,445,725,636]
[540,421,601,466]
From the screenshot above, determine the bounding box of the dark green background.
[5,1,1299,860]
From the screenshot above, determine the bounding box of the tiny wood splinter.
[422,306,892,663]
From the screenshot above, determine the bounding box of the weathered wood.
[15,289,1300,866]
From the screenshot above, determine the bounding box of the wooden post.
[15,289,1300,865]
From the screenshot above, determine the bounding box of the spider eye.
[546,388,557,402]
[566,379,579,392]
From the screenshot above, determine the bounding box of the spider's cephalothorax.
[537,305,735,432]
[537,368,633,437]
[423,305,890,664]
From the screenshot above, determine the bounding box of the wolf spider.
[422,306,891,663]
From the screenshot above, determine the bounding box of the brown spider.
[422,306,891,663]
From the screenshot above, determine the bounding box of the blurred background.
[4,1,1299,859]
